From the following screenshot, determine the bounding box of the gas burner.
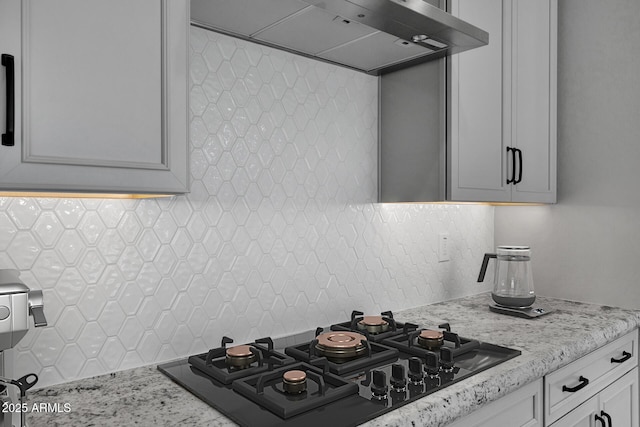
[188,336,295,384]
[231,362,359,419]
[417,329,444,350]
[330,310,418,342]
[282,369,307,394]
[382,323,481,359]
[284,327,400,376]
[315,331,368,363]
[226,344,258,369]
[357,316,389,335]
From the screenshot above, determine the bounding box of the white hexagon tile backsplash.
[0,27,494,387]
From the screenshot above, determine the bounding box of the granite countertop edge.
[371,295,640,427]
[25,294,640,427]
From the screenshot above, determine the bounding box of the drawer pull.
[562,376,589,393]
[611,351,631,364]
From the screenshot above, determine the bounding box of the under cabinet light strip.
[0,192,174,199]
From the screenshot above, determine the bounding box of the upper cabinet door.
[0,0,189,194]
[450,0,556,203]
[450,0,511,203]
[509,0,557,203]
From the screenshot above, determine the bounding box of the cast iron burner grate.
[189,336,295,384]
[330,310,419,342]
[232,362,359,419]
[381,322,481,359]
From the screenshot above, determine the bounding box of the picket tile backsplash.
[0,27,493,387]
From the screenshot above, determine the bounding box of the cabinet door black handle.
[611,351,631,364]
[600,410,612,427]
[562,375,589,393]
[595,413,606,427]
[514,148,523,184]
[1,54,15,147]
[506,147,516,184]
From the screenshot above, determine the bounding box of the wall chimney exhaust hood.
[191,0,489,75]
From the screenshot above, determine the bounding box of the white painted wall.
[495,0,640,309]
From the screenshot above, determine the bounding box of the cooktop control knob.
[371,370,388,400]
[440,347,454,372]
[425,352,440,378]
[408,357,424,385]
[390,363,407,392]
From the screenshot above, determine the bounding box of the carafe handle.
[477,253,497,282]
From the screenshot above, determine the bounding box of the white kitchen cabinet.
[378,0,556,203]
[551,368,638,427]
[545,330,638,424]
[546,329,639,426]
[0,0,189,195]
[448,378,543,427]
[599,367,639,427]
[449,0,557,203]
[451,330,638,427]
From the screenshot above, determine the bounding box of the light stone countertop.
[25,294,640,427]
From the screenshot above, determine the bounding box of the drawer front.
[545,329,638,424]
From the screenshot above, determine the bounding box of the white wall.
[496,0,640,309]
[1,27,494,387]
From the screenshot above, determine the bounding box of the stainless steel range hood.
[191,0,488,75]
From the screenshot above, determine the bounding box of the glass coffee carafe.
[478,246,535,308]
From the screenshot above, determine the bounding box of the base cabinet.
[545,330,638,426]
[550,368,638,427]
[600,367,639,427]
[450,330,638,427]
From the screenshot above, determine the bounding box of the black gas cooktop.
[158,311,520,427]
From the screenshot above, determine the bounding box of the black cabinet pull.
[562,375,589,393]
[611,351,631,364]
[600,410,612,427]
[514,148,523,184]
[1,54,15,147]
[506,147,516,184]
[595,413,606,427]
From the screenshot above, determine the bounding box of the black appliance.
[158,311,520,427]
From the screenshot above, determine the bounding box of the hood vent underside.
[191,0,489,75]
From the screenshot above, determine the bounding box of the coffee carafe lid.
[496,245,530,256]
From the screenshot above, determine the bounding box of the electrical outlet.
[438,232,450,262]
